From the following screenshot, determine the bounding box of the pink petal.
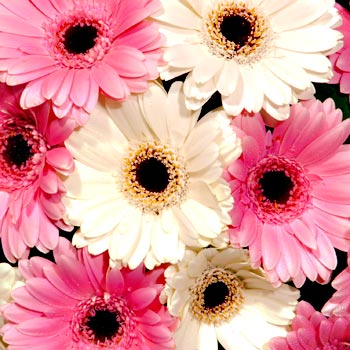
[296,119,350,166]
[45,147,74,173]
[106,267,125,295]
[92,62,129,100]
[128,287,157,310]
[70,69,91,107]
[261,223,281,270]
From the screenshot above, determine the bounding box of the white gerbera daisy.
[161,247,300,350]
[155,0,343,121]
[64,81,241,269]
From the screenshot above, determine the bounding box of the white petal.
[163,44,203,68]
[276,49,331,73]
[104,93,152,141]
[180,199,222,239]
[183,117,220,160]
[65,111,126,172]
[128,214,154,269]
[155,0,201,30]
[262,57,311,90]
[140,81,169,141]
[259,0,295,16]
[174,308,201,350]
[199,323,218,350]
[217,60,240,96]
[193,55,223,84]
[166,81,200,145]
[275,26,342,52]
[87,236,110,256]
[108,207,143,262]
[270,0,334,32]
[150,211,180,263]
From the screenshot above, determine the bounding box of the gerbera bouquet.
[0,0,349,350]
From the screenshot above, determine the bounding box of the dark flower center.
[3,134,33,167]
[136,157,170,193]
[259,171,294,204]
[204,281,229,309]
[220,15,252,46]
[86,310,121,342]
[63,24,98,54]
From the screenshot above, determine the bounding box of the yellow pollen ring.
[121,141,188,214]
[189,268,244,324]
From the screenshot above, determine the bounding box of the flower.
[0,238,176,350]
[0,83,74,262]
[269,300,350,350]
[225,98,350,287]
[63,81,241,269]
[328,4,350,100]
[154,0,342,121]
[0,263,24,349]
[161,247,299,350]
[322,253,350,317]
[0,0,163,125]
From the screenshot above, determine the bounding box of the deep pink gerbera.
[0,83,74,262]
[0,238,176,350]
[328,4,350,100]
[225,98,350,287]
[269,301,350,350]
[322,253,350,317]
[0,0,163,125]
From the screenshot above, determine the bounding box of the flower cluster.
[0,0,349,350]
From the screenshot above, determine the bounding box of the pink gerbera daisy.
[0,238,176,350]
[322,253,350,317]
[0,83,74,262]
[0,0,163,125]
[328,4,350,100]
[225,98,350,287]
[269,301,350,350]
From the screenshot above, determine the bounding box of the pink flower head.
[328,4,350,100]
[0,83,75,262]
[269,301,350,350]
[225,98,350,288]
[322,252,350,317]
[0,0,163,125]
[0,238,177,350]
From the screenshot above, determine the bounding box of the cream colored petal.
[270,0,334,32]
[155,0,201,30]
[275,26,342,53]
[166,81,200,145]
[108,206,143,262]
[192,55,224,84]
[104,93,153,141]
[217,60,240,96]
[163,44,203,69]
[128,214,154,269]
[140,81,170,141]
[174,307,201,350]
[180,199,223,239]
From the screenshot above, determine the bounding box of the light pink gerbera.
[269,301,350,350]
[0,238,177,350]
[0,83,74,262]
[225,98,350,288]
[328,4,350,100]
[0,0,163,125]
[322,253,350,317]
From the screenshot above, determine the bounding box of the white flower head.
[155,0,343,121]
[162,247,300,350]
[64,81,241,269]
